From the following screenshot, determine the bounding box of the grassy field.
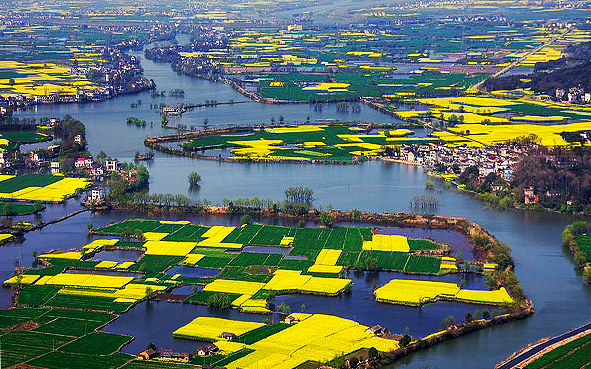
[525,332,591,369]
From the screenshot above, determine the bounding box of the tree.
[300,304,306,313]
[320,212,334,227]
[86,222,93,231]
[188,172,201,187]
[208,293,231,309]
[145,286,153,300]
[284,187,314,205]
[2,203,13,215]
[465,312,473,323]
[482,310,490,319]
[441,315,456,328]
[240,214,251,225]
[33,201,44,212]
[277,303,291,314]
[399,333,412,347]
[400,327,412,347]
[455,251,463,264]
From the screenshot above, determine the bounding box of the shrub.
[207,293,231,309]
[188,172,201,187]
[320,212,334,227]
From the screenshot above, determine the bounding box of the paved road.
[497,321,591,369]
[470,27,573,92]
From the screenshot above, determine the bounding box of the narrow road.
[497,322,591,369]
[471,26,573,91]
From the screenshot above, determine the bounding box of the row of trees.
[284,186,314,205]
[562,221,591,282]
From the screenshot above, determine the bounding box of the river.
[9,36,591,368]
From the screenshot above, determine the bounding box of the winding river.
[10,35,591,368]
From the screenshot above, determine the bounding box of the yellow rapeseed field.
[143,240,197,256]
[363,234,410,252]
[35,273,134,289]
[263,270,351,294]
[173,317,265,341]
[375,279,514,305]
[203,279,266,295]
[197,226,242,249]
[0,177,90,202]
[227,314,399,369]
[314,249,341,265]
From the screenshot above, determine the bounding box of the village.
[389,142,525,182]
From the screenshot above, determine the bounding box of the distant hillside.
[483,42,591,94]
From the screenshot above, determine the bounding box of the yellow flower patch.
[265,125,325,134]
[227,314,398,369]
[173,317,265,341]
[362,234,409,252]
[116,262,135,269]
[203,279,265,295]
[375,279,460,305]
[299,277,351,294]
[314,249,342,265]
[39,251,84,260]
[183,254,205,265]
[143,232,169,241]
[37,273,134,289]
[143,240,197,256]
[455,287,513,304]
[231,294,253,307]
[279,236,294,246]
[82,239,119,251]
[375,279,514,305]
[307,265,344,274]
[160,220,191,225]
[95,261,118,268]
[302,83,350,91]
[114,283,167,299]
[216,341,247,354]
[197,226,242,249]
[3,274,40,285]
[240,299,270,314]
[264,270,311,291]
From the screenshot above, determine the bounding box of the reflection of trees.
[409,195,439,209]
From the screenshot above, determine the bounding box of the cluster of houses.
[392,142,525,182]
[555,87,591,104]
[0,49,154,110]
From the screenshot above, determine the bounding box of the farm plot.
[28,351,134,369]
[34,317,106,337]
[225,314,399,369]
[58,332,133,355]
[525,332,591,369]
[173,316,265,341]
[375,279,513,306]
[0,174,90,202]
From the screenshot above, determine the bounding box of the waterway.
[8,36,591,368]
